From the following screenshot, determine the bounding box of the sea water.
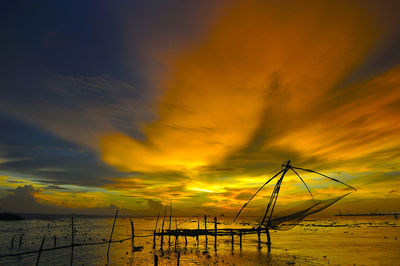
[0,216,399,265]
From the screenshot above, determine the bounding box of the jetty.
[154,160,356,252]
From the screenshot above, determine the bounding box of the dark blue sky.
[1,0,400,215]
[0,0,221,188]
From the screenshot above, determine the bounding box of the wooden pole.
[10,235,14,248]
[260,161,290,227]
[261,182,278,246]
[265,161,290,251]
[129,217,134,248]
[259,160,291,252]
[19,234,23,248]
[184,235,187,247]
[239,231,242,250]
[196,217,199,244]
[70,217,74,266]
[260,179,280,228]
[161,229,164,249]
[177,251,181,266]
[154,254,158,266]
[168,202,172,247]
[107,210,119,261]
[262,180,280,251]
[53,236,56,248]
[204,215,207,246]
[257,228,261,250]
[231,229,234,250]
[174,219,178,250]
[35,236,46,266]
[160,209,166,248]
[214,217,217,251]
[153,212,160,249]
[174,233,178,251]
[267,161,290,226]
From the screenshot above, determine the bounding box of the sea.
[0,215,399,265]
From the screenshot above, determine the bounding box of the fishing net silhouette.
[267,192,351,230]
[233,163,355,230]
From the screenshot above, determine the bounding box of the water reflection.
[0,216,399,265]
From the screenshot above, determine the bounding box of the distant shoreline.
[0,212,24,220]
[2,212,399,220]
[335,213,400,217]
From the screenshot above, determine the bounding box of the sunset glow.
[1,0,400,217]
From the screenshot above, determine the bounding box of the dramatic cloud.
[100,1,400,203]
[101,0,379,173]
[0,185,137,215]
[1,1,400,215]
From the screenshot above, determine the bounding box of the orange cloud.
[101,0,379,174]
[274,66,400,170]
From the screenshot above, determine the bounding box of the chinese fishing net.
[233,162,356,230]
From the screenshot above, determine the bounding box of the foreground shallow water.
[0,216,399,265]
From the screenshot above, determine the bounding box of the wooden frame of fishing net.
[233,160,356,251]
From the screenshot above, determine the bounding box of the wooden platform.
[155,228,262,237]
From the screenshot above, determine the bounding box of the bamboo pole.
[174,219,178,250]
[129,217,134,248]
[214,217,217,251]
[153,212,160,249]
[265,161,290,248]
[267,177,284,226]
[231,229,234,250]
[234,169,283,222]
[10,235,14,248]
[204,215,207,246]
[154,254,158,266]
[239,231,242,250]
[53,236,56,248]
[266,229,271,250]
[168,201,172,247]
[107,210,119,262]
[196,217,199,244]
[19,234,23,248]
[177,251,181,266]
[70,217,74,266]
[263,179,281,251]
[35,236,46,266]
[260,177,281,228]
[160,209,166,248]
[260,161,290,226]
[259,160,290,252]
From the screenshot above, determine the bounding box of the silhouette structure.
[234,160,356,251]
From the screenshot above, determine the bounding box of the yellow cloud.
[101,0,378,174]
[274,67,400,170]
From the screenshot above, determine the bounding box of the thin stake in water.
[35,236,46,266]
[160,209,167,248]
[70,217,74,266]
[106,209,119,263]
[153,212,160,249]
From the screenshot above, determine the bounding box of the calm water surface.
[0,216,399,265]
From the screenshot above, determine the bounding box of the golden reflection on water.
[0,216,399,265]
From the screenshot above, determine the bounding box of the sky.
[1,0,400,216]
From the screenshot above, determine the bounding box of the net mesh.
[234,163,355,230]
